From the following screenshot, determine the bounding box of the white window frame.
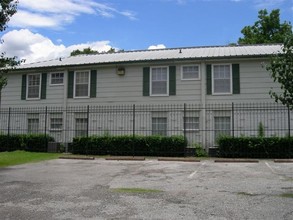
[212,64,232,95]
[150,66,169,96]
[49,113,63,131]
[27,113,39,134]
[74,70,90,98]
[184,116,200,131]
[50,72,64,86]
[26,73,41,100]
[181,65,200,80]
[75,116,88,137]
[152,117,167,136]
[214,116,231,143]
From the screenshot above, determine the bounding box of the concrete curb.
[274,159,293,163]
[105,156,145,161]
[158,157,200,162]
[59,156,95,160]
[214,159,259,163]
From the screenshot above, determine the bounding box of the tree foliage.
[0,0,18,32]
[238,9,293,44]
[70,47,117,56]
[0,0,19,93]
[266,35,293,108]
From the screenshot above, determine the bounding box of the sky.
[0,0,292,64]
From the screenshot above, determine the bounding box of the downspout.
[62,70,68,152]
[200,62,207,151]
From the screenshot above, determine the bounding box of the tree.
[70,47,118,56]
[238,9,293,44]
[0,0,19,105]
[70,47,98,56]
[266,35,293,109]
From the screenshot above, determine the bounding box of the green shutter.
[41,73,47,99]
[143,67,150,96]
[169,66,176,96]
[206,64,212,95]
[21,74,27,100]
[68,71,74,98]
[232,64,240,94]
[90,70,97,98]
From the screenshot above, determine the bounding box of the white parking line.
[265,162,276,174]
[188,162,206,179]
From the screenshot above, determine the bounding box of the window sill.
[73,96,90,99]
[211,93,233,96]
[150,94,169,97]
[49,84,64,86]
[49,129,62,132]
[26,98,41,101]
[182,129,200,132]
[181,78,200,81]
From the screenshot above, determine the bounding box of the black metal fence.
[0,102,292,152]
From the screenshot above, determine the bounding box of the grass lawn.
[0,151,61,168]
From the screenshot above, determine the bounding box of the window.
[181,65,200,80]
[151,67,168,95]
[184,117,199,130]
[50,113,63,130]
[75,118,88,137]
[27,114,39,133]
[214,117,231,142]
[152,117,167,136]
[212,64,232,94]
[74,71,90,97]
[50,72,64,85]
[27,74,41,99]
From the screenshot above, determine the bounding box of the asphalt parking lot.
[0,159,292,220]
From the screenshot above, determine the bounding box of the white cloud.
[9,0,136,29]
[10,10,73,28]
[0,29,114,63]
[253,0,286,8]
[148,44,167,50]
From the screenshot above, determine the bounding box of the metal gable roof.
[16,44,282,70]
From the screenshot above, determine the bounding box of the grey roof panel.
[17,44,282,70]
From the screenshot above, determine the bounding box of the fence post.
[44,106,47,136]
[132,104,135,157]
[87,105,89,138]
[288,106,291,138]
[86,105,90,155]
[232,102,235,138]
[45,106,48,151]
[7,107,11,136]
[183,103,187,148]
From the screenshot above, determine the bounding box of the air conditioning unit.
[116,67,125,76]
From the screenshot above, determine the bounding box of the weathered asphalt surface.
[0,159,292,220]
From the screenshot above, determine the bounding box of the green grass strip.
[279,193,293,198]
[0,150,60,168]
[112,188,163,193]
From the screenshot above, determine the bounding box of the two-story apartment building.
[0,44,288,147]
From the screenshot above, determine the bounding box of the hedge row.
[71,135,187,157]
[0,134,54,152]
[218,136,293,158]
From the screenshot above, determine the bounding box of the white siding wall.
[1,59,280,108]
[206,60,281,103]
[0,58,287,146]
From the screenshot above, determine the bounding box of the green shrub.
[21,134,54,152]
[72,135,187,157]
[257,122,265,137]
[0,134,54,152]
[218,136,293,158]
[192,143,208,157]
[0,135,22,152]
